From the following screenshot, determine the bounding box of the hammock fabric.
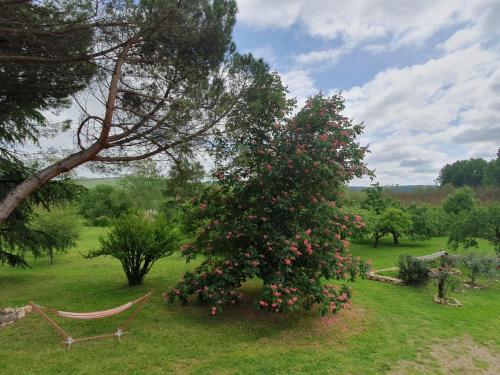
[30,290,153,349]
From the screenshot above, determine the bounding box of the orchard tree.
[406,204,434,241]
[443,187,477,216]
[372,208,412,247]
[361,183,392,214]
[0,0,283,227]
[448,204,500,255]
[168,94,371,316]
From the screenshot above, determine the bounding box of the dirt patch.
[390,335,500,375]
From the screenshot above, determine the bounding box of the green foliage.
[460,253,497,286]
[397,254,430,285]
[0,160,83,267]
[406,204,434,240]
[438,158,490,187]
[442,187,477,215]
[372,208,412,247]
[432,257,460,300]
[164,158,205,215]
[118,160,165,211]
[0,1,95,162]
[448,204,500,255]
[169,94,371,315]
[361,183,394,214]
[87,212,181,285]
[29,205,80,264]
[78,185,129,226]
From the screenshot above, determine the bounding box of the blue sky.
[231,0,500,185]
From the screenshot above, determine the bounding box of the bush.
[78,185,129,226]
[87,212,181,285]
[461,253,497,286]
[397,254,430,285]
[29,205,80,264]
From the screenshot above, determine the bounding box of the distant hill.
[348,185,436,193]
[75,178,435,193]
[75,177,121,188]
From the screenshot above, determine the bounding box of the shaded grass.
[0,228,498,374]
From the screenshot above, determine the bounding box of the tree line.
[438,151,500,187]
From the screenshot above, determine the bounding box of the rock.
[0,313,16,324]
[1,307,15,315]
[0,305,32,326]
[365,271,404,285]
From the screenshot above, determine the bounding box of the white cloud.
[341,43,500,184]
[239,1,466,48]
[280,69,317,106]
[295,46,349,66]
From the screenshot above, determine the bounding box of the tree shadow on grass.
[162,280,371,347]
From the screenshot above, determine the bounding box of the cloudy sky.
[233,0,500,185]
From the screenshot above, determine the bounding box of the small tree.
[373,208,412,247]
[87,212,181,285]
[461,253,497,286]
[432,256,461,305]
[29,205,80,264]
[168,94,371,315]
[442,187,476,216]
[406,205,434,241]
[397,254,430,286]
[448,204,500,255]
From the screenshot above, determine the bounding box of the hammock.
[30,290,153,349]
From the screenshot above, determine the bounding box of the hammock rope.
[31,290,153,349]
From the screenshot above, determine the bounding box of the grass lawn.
[1,227,498,374]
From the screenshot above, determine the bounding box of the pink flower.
[259,300,269,307]
[211,307,217,315]
[284,259,292,266]
[266,164,273,171]
[305,228,312,236]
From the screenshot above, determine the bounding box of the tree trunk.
[0,41,131,223]
[438,278,445,299]
[374,235,379,248]
[393,233,399,244]
[0,145,103,222]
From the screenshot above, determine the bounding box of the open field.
[1,227,498,374]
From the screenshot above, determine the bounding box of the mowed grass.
[0,226,498,374]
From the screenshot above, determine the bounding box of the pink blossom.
[284,259,292,266]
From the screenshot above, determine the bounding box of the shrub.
[432,257,460,301]
[460,253,497,286]
[168,94,371,316]
[29,205,80,264]
[87,212,181,285]
[397,254,430,285]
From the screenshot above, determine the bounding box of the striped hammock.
[31,290,153,348]
[57,302,133,320]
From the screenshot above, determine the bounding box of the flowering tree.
[168,94,371,315]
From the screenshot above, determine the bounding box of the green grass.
[0,228,498,374]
